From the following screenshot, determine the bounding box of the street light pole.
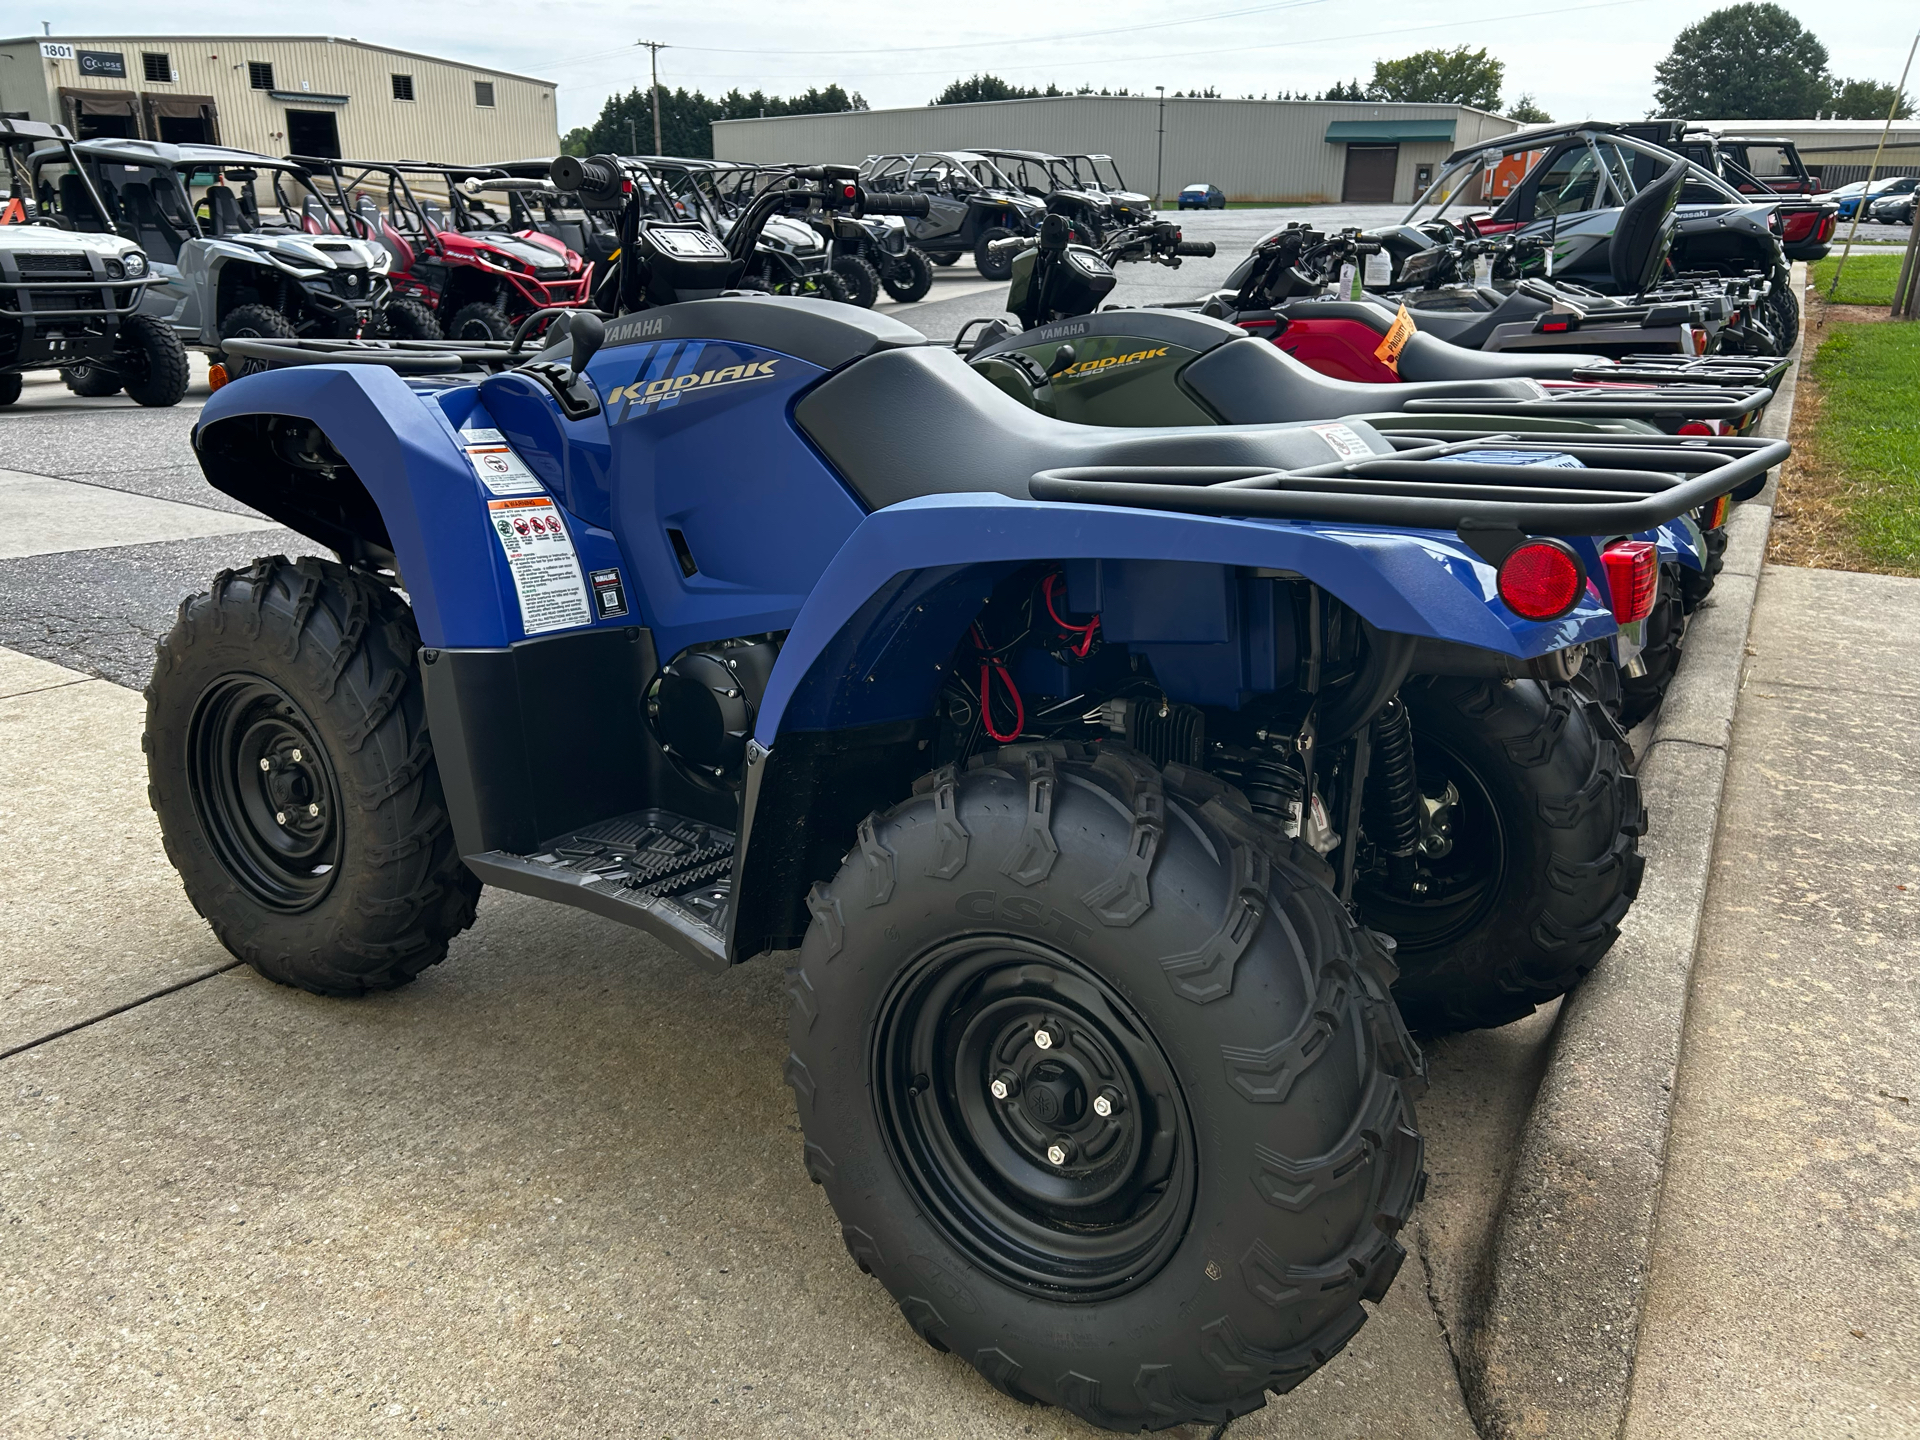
[638,39,668,155]
[1153,86,1167,213]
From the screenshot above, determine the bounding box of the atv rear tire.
[63,364,122,397]
[1617,564,1684,729]
[380,298,444,341]
[787,742,1425,1430]
[219,303,297,377]
[880,245,935,302]
[145,556,480,995]
[932,251,959,266]
[115,314,191,407]
[1678,526,1728,613]
[449,302,512,341]
[0,372,20,405]
[832,254,881,308]
[1357,679,1645,1033]
[975,227,1017,281]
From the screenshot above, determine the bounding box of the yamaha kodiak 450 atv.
[150,151,1785,1431]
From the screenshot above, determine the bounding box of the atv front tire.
[1357,679,1645,1033]
[115,314,191,407]
[832,254,881,308]
[449,302,512,341]
[975,227,1017,281]
[880,246,935,302]
[219,304,297,377]
[63,364,123,398]
[145,556,480,995]
[787,742,1425,1430]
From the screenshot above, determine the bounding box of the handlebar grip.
[986,236,1032,258]
[549,155,623,206]
[1174,240,1216,257]
[861,192,931,217]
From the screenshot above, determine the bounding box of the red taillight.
[1702,493,1731,529]
[1818,213,1835,242]
[1497,540,1586,621]
[1601,541,1658,625]
[1677,419,1730,436]
[1783,210,1816,242]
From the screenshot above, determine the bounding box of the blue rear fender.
[758,491,1616,743]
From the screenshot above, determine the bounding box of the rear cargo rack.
[1573,353,1790,389]
[1029,433,1788,536]
[1400,383,1772,421]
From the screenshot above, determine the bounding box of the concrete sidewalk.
[1624,565,1920,1439]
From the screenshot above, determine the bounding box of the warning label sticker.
[487,497,593,635]
[1373,303,1416,373]
[1311,422,1374,461]
[461,427,545,496]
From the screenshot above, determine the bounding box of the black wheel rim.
[1355,729,1508,954]
[874,936,1196,1299]
[187,674,343,912]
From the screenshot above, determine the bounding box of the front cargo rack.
[219,336,523,376]
[1029,432,1788,537]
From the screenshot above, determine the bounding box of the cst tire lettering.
[953,889,1092,944]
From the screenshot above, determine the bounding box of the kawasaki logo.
[607,359,779,408]
[1053,346,1169,382]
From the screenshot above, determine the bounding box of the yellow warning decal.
[1374,305,1416,373]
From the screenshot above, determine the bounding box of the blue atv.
[147,157,1786,1431]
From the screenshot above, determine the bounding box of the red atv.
[300,158,593,341]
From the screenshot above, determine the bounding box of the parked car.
[1823,176,1917,220]
[1178,182,1227,210]
[0,117,188,406]
[1869,190,1915,225]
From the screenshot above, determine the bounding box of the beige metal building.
[713,96,1521,206]
[0,34,558,163]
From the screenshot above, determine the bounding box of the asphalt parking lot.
[0,204,1540,1438]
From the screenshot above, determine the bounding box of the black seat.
[795,346,1390,511]
[1180,336,1544,422]
[57,172,106,231]
[1609,158,1685,296]
[1392,330,1605,381]
[114,182,182,263]
[203,184,247,236]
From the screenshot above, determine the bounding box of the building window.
[248,61,274,90]
[391,73,415,102]
[474,81,495,107]
[142,53,173,84]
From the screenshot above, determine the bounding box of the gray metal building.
[0,34,559,164]
[713,96,1520,206]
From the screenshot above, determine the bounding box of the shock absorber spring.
[1368,695,1423,860]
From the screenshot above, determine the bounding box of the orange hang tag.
[1374,304,1416,373]
[0,196,28,225]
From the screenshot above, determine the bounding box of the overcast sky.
[5,0,1912,131]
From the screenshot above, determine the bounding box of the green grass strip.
[1811,253,1904,306]
[1809,320,1920,570]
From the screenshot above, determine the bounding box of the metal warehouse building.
[0,34,559,164]
[1689,119,1920,188]
[713,96,1521,206]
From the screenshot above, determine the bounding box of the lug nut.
[990,1071,1020,1101]
[291,748,303,762]
[275,811,287,825]
[1093,1088,1123,1118]
[258,758,272,772]
[1046,1138,1073,1166]
[308,803,320,817]
[1033,1027,1054,1050]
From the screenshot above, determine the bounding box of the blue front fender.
[757,492,1615,742]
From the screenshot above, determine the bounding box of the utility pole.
[1154,86,1166,213]
[638,39,668,155]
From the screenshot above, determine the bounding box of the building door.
[145,95,221,146]
[286,110,341,160]
[1342,144,1399,203]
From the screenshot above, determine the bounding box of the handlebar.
[986,235,1034,258]
[860,192,931,217]
[548,155,624,209]
[1175,240,1216,257]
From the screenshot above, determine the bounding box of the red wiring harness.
[1042,572,1100,657]
[972,622,1025,743]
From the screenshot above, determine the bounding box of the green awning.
[1325,120,1456,143]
